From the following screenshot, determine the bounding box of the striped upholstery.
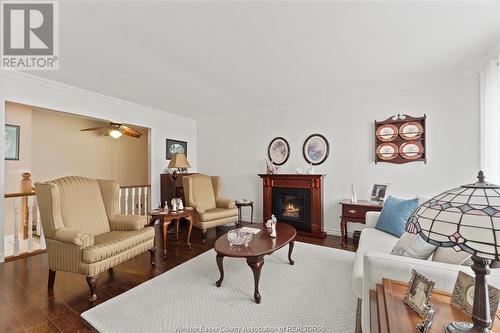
[98,179,120,219]
[35,176,154,278]
[183,174,239,232]
[188,174,217,210]
[199,207,239,222]
[83,229,154,264]
[49,177,110,236]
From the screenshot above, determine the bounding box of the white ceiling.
[31,1,500,119]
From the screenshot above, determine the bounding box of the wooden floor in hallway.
[0,223,357,332]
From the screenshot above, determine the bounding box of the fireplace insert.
[272,188,311,232]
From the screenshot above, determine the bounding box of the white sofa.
[355,211,500,333]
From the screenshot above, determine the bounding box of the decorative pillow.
[375,196,419,237]
[391,232,437,260]
[432,247,472,265]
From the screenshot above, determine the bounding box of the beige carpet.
[82,241,357,333]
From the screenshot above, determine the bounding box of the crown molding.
[471,39,500,72]
[0,71,196,123]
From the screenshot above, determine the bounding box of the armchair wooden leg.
[86,275,99,302]
[148,248,156,266]
[201,229,207,243]
[48,269,56,290]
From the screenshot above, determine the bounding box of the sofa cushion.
[432,247,472,265]
[199,207,239,222]
[352,228,399,298]
[391,232,437,260]
[375,196,418,237]
[82,228,154,264]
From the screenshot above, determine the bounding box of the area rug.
[82,242,357,333]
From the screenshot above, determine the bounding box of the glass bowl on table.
[227,229,253,247]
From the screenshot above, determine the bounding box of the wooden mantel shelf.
[258,173,326,238]
[258,174,325,178]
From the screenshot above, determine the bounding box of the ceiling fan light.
[109,129,122,139]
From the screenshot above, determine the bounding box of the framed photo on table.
[451,271,500,325]
[166,139,187,159]
[404,270,435,317]
[371,183,389,202]
[5,124,20,160]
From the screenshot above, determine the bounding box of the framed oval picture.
[268,137,290,165]
[303,134,330,165]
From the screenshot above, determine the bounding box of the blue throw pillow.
[375,196,419,237]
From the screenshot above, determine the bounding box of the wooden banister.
[120,184,151,189]
[4,192,36,198]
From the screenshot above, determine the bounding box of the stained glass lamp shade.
[406,171,499,333]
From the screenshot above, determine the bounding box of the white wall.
[0,72,198,262]
[197,71,480,235]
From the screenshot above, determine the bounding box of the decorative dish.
[376,143,398,160]
[376,124,398,142]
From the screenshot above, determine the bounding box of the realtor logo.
[1,2,59,70]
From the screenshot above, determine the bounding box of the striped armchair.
[35,176,155,302]
[182,174,239,242]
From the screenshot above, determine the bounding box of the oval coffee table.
[214,223,297,304]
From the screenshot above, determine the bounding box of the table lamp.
[167,153,191,197]
[406,171,500,333]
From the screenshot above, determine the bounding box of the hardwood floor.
[0,223,357,332]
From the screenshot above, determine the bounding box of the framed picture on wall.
[5,124,20,160]
[268,137,290,165]
[303,133,330,165]
[166,139,187,159]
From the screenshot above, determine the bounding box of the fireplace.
[272,188,311,232]
[259,174,325,238]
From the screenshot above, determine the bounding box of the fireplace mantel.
[258,174,326,238]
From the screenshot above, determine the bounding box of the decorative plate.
[400,122,424,140]
[376,124,398,142]
[399,141,424,160]
[268,137,290,165]
[376,143,398,160]
[302,134,330,165]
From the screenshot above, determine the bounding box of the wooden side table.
[339,199,382,245]
[370,278,500,332]
[149,207,194,257]
[236,200,254,223]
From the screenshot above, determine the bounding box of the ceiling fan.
[80,122,143,139]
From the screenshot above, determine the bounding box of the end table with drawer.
[339,199,383,245]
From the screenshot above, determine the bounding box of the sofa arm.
[365,211,381,228]
[190,202,206,214]
[109,214,146,231]
[216,198,235,209]
[54,227,94,247]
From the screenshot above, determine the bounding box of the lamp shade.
[406,171,500,260]
[167,153,191,169]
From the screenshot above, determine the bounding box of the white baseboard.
[241,215,263,223]
[0,254,4,263]
[241,216,353,238]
